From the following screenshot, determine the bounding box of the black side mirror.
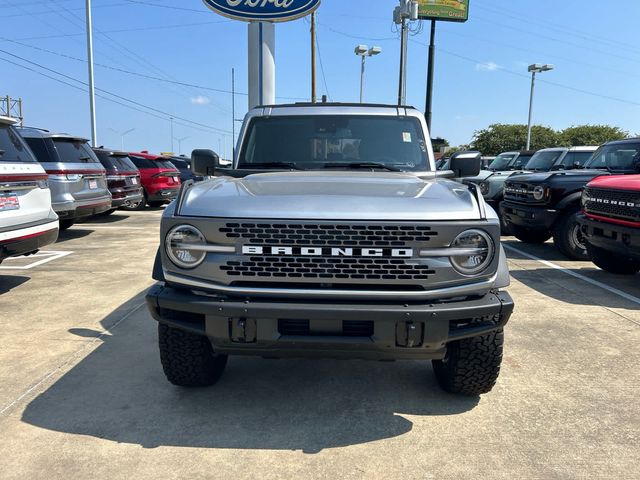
[573,161,583,170]
[449,151,482,178]
[191,149,220,176]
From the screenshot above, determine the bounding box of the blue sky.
[2,0,639,158]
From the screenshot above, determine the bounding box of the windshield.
[488,153,516,171]
[0,125,36,163]
[95,152,138,172]
[52,139,100,164]
[238,115,429,171]
[524,150,565,171]
[512,154,533,169]
[584,143,640,172]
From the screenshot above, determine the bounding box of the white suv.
[0,117,58,263]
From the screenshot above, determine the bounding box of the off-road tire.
[553,209,589,260]
[59,219,75,231]
[158,324,228,387]
[147,201,166,208]
[432,328,504,396]
[587,244,640,275]
[511,224,551,244]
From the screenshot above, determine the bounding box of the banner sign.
[417,0,469,23]
[202,0,321,22]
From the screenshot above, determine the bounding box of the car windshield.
[488,153,516,171]
[96,152,138,172]
[52,139,100,164]
[238,115,429,171]
[512,154,533,169]
[584,143,640,172]
[524,150,565,171]
[0,125,36,163]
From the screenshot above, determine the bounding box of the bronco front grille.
[504,183,536,203]
[221,256,435,281]
[219,223,438,247]
[584,187,640,223]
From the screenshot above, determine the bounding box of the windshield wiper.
[240,162,304,170]
[323,162,401,172]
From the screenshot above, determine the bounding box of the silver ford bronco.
[146,103,514,396]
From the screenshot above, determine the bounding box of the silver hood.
[178,171,481,221]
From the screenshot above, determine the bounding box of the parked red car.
[125,151,181,210]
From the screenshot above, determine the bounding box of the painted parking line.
[504,243,640,307]
[0,251,73,270]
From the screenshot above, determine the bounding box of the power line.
[0,48,234,134]
[123,0,208,13]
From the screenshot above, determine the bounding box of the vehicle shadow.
[22,291,479,452]
[510,268,640,309]
[55,228,93,243]
[79,213,130,224]
[0,275,30,295]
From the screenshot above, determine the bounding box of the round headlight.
[450,229,495,275]
[479,181,490,195]
[532,185,546,201]
[166,225,207,269]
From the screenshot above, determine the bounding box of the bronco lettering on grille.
[242,246,414,257]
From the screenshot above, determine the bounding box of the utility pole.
[85,0,97,146]
[394,1,418,106]
[311,11,317,103]
[170,117,174,152]
[424,20,436,132]
[232,68,236,158]
[1,96,23,125]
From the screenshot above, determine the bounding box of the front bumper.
[146,284,514,360]
[578,214,640,261]
[501,201,558,231]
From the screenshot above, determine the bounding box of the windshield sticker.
[402,132,412,143]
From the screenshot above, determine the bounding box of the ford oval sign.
[203,0,321,23]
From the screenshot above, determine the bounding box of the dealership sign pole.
[416,0,469,132]
[202,1,321,110]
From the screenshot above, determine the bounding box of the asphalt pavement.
[0,210,638,480]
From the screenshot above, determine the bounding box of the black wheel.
[147,201,166,208]
[499,213,513,236]
[59,219,75,231]
[587,244,640,275]
[553,209,589,260]
[511,224,551,244]
[433,328,504,396]
[99,209,116,216]
[158,324,228,387]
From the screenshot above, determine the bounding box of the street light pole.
[85,0,97,146]
[526,63,554,150]
[355,45,382,103]
[170,117,174,152]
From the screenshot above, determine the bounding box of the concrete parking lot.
[0,210,638,480]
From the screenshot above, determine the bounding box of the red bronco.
[579,175,640,274]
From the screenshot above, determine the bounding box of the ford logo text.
[202,0,321,22]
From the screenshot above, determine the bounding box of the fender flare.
[555,191,583,211]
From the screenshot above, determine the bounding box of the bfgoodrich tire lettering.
[158,324,228,387]
[587,244,640,275]
[432,328,504,396]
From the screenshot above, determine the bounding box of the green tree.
[560,125,628,146]
[470,124,561,155]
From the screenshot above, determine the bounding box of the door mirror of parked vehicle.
[192,149,220,176]
[449,151,482,178]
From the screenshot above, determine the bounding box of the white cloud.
[475,61,501,72]
[190,96,210,105]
